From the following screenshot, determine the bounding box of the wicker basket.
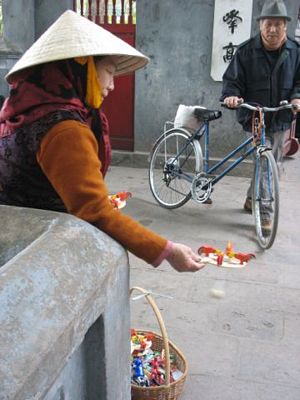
[130,286,188,400]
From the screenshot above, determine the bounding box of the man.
[221,0,300,216]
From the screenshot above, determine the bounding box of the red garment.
[98,111,111,177]
[0,60,111,176]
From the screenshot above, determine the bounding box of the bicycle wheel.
[252,149,279,249]
[149,128,203,209]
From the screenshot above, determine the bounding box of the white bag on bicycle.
[174,104,206,131]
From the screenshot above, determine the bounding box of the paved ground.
[106,152,300,400]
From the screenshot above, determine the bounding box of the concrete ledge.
[0,206,130,400]
[112,150,253,178]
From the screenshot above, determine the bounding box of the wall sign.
[211,0,253,81]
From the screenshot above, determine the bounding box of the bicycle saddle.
[193,108,222,121]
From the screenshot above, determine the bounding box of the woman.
[0,10,204,272]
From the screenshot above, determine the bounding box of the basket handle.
[130,286,171,387]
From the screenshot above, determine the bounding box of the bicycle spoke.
[253,150,279,249]
[149,129,202,209]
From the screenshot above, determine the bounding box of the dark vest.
[0,111,84,211]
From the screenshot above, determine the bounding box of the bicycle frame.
[203,107,273,186]
[202,122,257,185]
[170,119,265,187]
[162,101,295,188]
[201,102,295,187]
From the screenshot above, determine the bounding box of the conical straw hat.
[6,10,149,83]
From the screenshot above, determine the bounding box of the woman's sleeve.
[37,120,170,265]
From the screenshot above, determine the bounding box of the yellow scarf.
[74,56,103,109]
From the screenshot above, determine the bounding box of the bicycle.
[148,101,297,249]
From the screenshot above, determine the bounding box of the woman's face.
[95,57,116,98]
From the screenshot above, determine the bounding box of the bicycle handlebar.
[221,101,299,113]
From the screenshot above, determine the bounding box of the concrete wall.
[0,205,130,400]
[135,0,299,160]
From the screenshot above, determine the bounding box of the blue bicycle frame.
[200,118,266,186]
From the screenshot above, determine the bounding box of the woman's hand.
[166,243,205,272]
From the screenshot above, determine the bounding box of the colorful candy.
[130,330,183,387]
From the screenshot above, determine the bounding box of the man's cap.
[5,10,149,83]
[257,0,291,21]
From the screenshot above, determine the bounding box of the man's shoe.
[203,198,212,204]
[244,197,252,213]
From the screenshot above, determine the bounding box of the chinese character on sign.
[223,9,243,34]
[223,42,237,63]
[211,0,252,81]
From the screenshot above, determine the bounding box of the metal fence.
[73,0,136,24]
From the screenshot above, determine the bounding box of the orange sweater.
[37,120,168,265]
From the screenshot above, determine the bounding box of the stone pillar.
[2,0,35,52]
[0,0,34,95]
[0,0,73,95]
[0,205,131,400]
[35,0,73,38]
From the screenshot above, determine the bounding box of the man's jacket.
[221,34,300,132]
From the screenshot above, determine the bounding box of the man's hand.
[291,98,300,113]
[166,243,205,272]
[223,96,244,108]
